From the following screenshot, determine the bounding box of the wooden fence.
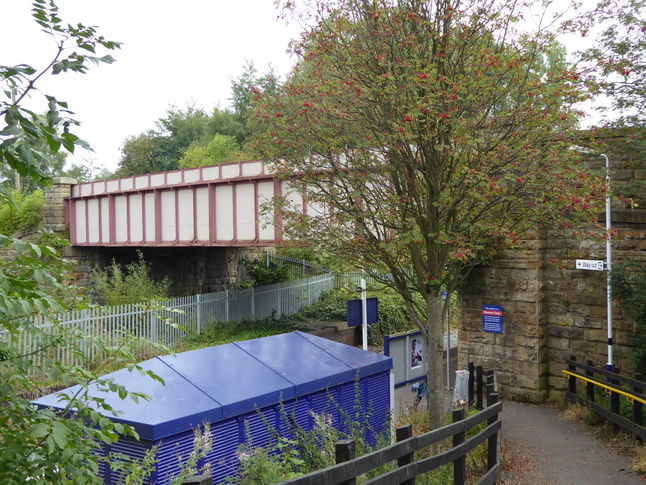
[563,356,646,440]
[272,365,500,485]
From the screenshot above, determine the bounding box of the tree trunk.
[425,292,445,432]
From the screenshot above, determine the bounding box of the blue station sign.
[482,304,503,333]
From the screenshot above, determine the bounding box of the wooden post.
[396,425,415,485]
[611,368,621,434]
[476,365,484,409]
[586,360,595,402]
[487,392,499,474]
[453,408,466,485]
[468,362,475,407]
[336,439,356,485]
[568,356,577,395]
[634,372,643,442]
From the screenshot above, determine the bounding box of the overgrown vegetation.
[89,252,171,306]
[0,189,44,235]
[225,379,391,485]
[238,257,292,288]
[611,259,646,376]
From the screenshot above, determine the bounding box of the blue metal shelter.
[35,331,392,484]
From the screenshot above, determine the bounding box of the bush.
[240,258,291,287]
[0,190,45,235]
[611,259,646,376]
[90,252,171,306]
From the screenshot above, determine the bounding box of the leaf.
[30,422,50,439]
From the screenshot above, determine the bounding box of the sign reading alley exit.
[482,305,503,334]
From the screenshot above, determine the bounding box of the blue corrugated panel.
[33,331,392,484]
[104,437,151,484]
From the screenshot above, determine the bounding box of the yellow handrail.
[562,370,646,406]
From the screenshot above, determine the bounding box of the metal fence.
[5,273,336,369]
[265,252,329,278]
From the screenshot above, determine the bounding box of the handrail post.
[635,372,643,442]
[476,365,484,409]
[487,393,500,475]
[453,408,466,485]
[586,360,595,402]
[396,425,415,485]
[468,362,475,406]
[336,439,356,485]
[568,356,577,395]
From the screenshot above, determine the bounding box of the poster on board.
[410,337,423,369]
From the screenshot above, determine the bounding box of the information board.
[347,297,378,327]
[482,304,503,333]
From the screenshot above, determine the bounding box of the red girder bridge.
[66,160,301,247]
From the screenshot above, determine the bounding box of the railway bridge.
[45,160,302,295]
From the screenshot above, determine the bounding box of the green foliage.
[0,189,44,235]
[90,252,171,306]
[240,258,291,288]
[576,0,646,128]
[1,0,121,187]
[256,0,605,431]
[179,134,244,169]
[611,259,646,376]
[169,423,213,485]
[226,381,389,485]
[0,236,167,484]
[109,445,159,485]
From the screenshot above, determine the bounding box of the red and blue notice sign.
[482,305,503,333]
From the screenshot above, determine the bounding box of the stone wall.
[458,209,646,402]
[64,245,267,297]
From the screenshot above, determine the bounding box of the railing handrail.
[562,369,646,405]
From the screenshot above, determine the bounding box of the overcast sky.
[2,0,300,173]
[3,1,607,177]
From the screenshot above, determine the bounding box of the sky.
[2,0,301,173]
[2,1,609,177]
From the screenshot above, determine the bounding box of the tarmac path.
[393,386,645,484]
[499,400,645,484]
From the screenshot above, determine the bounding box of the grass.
[173,319,296,352]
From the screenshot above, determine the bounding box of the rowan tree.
[252,0,605,429]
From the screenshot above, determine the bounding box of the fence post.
[225,289,229,322]
[476,365,484,409]
[487,392,500,473]
[251,287,255,320]
[196,293,202,336]
[336,439,356,485]
[453,408,466,485]
[567,356,577,395]
[634,372,643,442]
[468,362,475,407]
[611,368,621,434]
[586,360,595,402]
[396,425,415,485]
[150,309,158,343]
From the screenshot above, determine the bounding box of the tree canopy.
[252,0,606,429]
[115,63,279,176]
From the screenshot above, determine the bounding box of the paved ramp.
[500,401,645,484]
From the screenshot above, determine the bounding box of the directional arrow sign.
[576,260,605,271]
